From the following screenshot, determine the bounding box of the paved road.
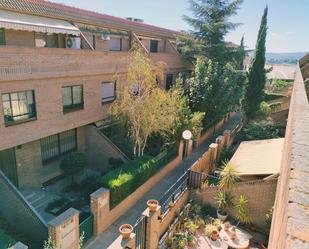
[85,112,242,249]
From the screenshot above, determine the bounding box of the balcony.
[0,46,190,82]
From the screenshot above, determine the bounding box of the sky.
[51,0,309,53]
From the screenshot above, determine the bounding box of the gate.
[79,214,94,245]
[133,215,147,249]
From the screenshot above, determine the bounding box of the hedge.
[264,92,285,102]
[99,149,177,208]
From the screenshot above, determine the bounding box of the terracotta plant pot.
[119,224,133,239]
[211,230,219,241]
[261,242,268,249]
[230,228,236,240]
[147,199,159,212]
[223,221,230,231]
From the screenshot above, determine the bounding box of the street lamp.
[182,130,192,160]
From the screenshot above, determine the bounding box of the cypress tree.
[243,6,268,120]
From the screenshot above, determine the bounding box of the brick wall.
[14,126,86,187]
[195,179,278,229]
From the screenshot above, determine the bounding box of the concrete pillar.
[121,233,136,249]
[90,188,110,236]
[209,143,218,172]
[48,208,80,249]
[223,130,232,147]
[143,206,161,249]
[12,242,28,249]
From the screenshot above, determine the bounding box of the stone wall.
[195,179,277,229]
[269,65,309,248]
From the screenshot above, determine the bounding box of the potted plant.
[216,190,234,221]
[147,199,159,212]
[234,195,252,226]
[119,224,133,239]
[223,221,230,231]
[205,224,219,241]
[216,161,238,220]
[230,226,236,240]
[187,232,194,246]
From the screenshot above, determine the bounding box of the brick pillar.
[178,141,184,160]
[144,206,161,249]
[209,143,218,172]
[90,188,110,236]
[48,208,80,249]
[223,130,232,147]
[188,139,193,157]
[216,135,225,158]
[12,242,28,249]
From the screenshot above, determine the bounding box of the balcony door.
[0,148,18,186]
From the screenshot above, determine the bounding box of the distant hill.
[247,51,308,64]
[266,52,308,64]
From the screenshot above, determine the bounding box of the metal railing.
[133,215,148,249]
[159,171,189,216]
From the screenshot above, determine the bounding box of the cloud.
[270,32,278,36]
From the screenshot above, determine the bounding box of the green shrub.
[264,92,285,102]
[257,101,271,117]
[235,120,281,143]
[271,79,291,91]
[99,149,177,208]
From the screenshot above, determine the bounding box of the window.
[109,37,122,51]
[62,85,84,113]
[2,90,36,126]
[150,40,158,53]
[101,82,116,103]
[0,28,5,45]
[35,33,58,48]
[41,129,77,163]
[166,74,174,90]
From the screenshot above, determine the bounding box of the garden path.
[85,112,243,249]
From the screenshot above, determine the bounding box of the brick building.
[0,0,190,187]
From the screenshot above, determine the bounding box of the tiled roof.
[0,0,181,38]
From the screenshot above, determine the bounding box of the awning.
[0,10,80,36]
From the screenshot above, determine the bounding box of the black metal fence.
[159,171,189,216]
[134,215,148,249]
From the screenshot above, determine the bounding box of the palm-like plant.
[216,190,234,215]
[219,160,240,190]
[235,195,252,225]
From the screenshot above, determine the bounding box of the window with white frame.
[101,82,116,102]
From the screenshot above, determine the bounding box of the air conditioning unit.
[100,34,110,41]
[65,37,81,49]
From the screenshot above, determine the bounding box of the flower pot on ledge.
[230,226,236,240]
[119,224,133,239]
[147,199,159,212]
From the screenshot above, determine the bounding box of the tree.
[111,46,183,157]
[243,6,268,120]
[60,152,86,184]
[234,195,252,225]
[178,0,243,64]
[219,161,240,190]
[188,58,245,127]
